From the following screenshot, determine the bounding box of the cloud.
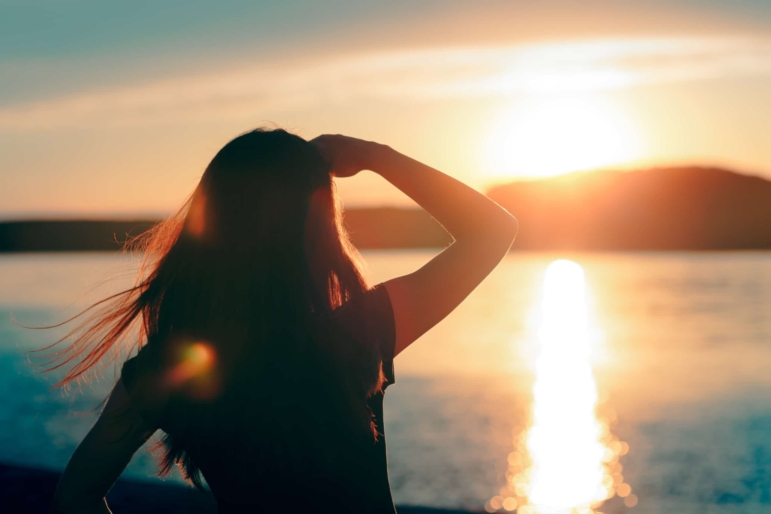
[2,36,770,130]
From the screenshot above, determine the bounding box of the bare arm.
[49,380,156,514]
[313,135,518,356]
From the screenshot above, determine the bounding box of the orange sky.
[1,1,770,216]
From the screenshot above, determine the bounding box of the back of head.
[147,128,379,485]
[159,129,337,356]
[186,128,329,252]
[41,128,381,489]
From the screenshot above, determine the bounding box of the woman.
[45,129,517,513]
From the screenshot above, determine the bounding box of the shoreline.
[0,461,480,513]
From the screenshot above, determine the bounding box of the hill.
[3,166,771,252]
[0,209,451,252]
[0,219,157,252]
[488,166,771,250]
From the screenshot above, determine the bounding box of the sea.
[3,250,771,514]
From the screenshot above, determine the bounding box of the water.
[4,251,771,513]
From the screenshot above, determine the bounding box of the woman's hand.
[311,134,385,178]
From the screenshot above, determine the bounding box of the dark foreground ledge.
[0,462,478,514]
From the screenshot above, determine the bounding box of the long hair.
[36,128,383,487]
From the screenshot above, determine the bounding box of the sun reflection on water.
[488,259,633,514]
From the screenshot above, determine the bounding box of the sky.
[1,0,770,217]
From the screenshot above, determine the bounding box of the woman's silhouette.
[45,129,517,513]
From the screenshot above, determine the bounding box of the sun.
[484,96,642,179]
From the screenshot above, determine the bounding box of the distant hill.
[342,207,451,249]
[3,166,771,252]
[0,219,157,252]
[0,209,451,252]
[488,166,771,250]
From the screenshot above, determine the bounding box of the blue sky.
[2,1,770,216]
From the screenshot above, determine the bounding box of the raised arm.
[313,135,518,357]
[49,380,156,514]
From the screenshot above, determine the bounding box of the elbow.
[486,200,518,244]
[493,213,518,250]
[502,214,518,244]
[467,214,518,256]
[454,209,518,252]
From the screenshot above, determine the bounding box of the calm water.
[3,251,771,513]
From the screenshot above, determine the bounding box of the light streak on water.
[487,260,633,513]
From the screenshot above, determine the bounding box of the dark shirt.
[121,283,397,513]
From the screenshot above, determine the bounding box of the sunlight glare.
[488,260,632,514]
[527,260,607,512]
[485,96,641,179]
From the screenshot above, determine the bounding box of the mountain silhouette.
[488,166,771,250]
[2,167,771,252]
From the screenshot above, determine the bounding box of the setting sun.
[485,96,643,179]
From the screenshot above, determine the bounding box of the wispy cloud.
[2,36,770,130]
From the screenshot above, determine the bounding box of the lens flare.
[186,194,207,239]
[165,342,217,392]
[488,259,633,514]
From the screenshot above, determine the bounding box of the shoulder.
[333,284,393,325]
[312,284,395,361]
[121,341,162,391]
[330,284,395,355]
[119,342,168,427]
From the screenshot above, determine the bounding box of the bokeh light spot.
[624,494,638,507]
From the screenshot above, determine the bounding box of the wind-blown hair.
[36,128,383,487]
